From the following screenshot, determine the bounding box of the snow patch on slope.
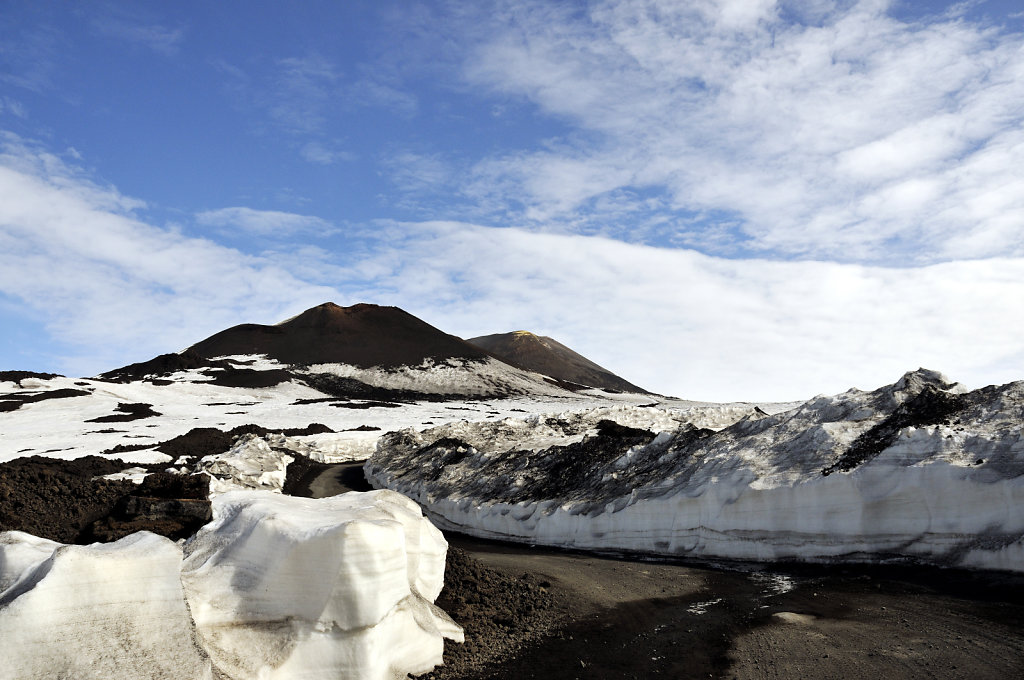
[303,356,576,397]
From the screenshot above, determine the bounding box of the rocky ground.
[2,454,1023,680]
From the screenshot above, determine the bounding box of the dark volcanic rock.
[155,423,335,460]
[99,348,235,382]
[823,384,976,475]
[0,387,91,412]
[85,472,212,543]
[201,367,293,388]
[0,456,140,543]
[393,420,658,507]
[190,302,493,369]
[85,402,162,423]
[467,331,648,394]
[0,370,63,383]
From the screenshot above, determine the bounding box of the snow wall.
[367,371,1024,572]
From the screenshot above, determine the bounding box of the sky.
[1,0,1023,402]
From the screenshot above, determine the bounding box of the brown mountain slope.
[466,331,648,393]
[189,302,493,368]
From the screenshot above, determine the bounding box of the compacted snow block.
[181,489,462,680]
[0,491,461,680]
[0,531,213,680]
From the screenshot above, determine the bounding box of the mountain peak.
[467,331,648,394]
[190,303,490,368]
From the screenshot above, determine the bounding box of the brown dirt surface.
[189,302,493,369]
[418,545,561,680]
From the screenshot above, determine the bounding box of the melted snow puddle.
[686,597,723,615]
[750,571,796,596]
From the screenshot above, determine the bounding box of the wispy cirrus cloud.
[90,16,184,56]
[0,97,27,119]
[0,21,61,93]
[453,0,1024,264]
[195,206,335,238]
[215,52,419,163]
[300,141,356,165]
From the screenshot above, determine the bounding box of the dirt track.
[446,535,1024,679]
[299,462,1024,680]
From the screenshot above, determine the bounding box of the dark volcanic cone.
[189,302,493,368]
[466,331,648,393]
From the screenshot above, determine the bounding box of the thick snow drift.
[0,490,461,680]
[367,370,1024,572]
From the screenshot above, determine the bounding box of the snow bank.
[367,370,1024,572]
[0,491,461,680]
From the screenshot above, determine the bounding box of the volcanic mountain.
[466,331,648,394]
[189,302,491,368]
[101,303,597,400]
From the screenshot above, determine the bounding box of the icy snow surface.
[0,490,461,680]
[367,370,1024,572]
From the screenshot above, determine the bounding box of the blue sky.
[1,0,1023,401]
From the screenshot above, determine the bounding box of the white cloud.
[354,219,1024,401]
[196,207,336,237]
[456,0,1024,263]
[0,134,338,375]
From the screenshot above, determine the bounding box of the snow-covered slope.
[367,370,1024,572]
[0,490,461,680]
[0,359,703,465]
